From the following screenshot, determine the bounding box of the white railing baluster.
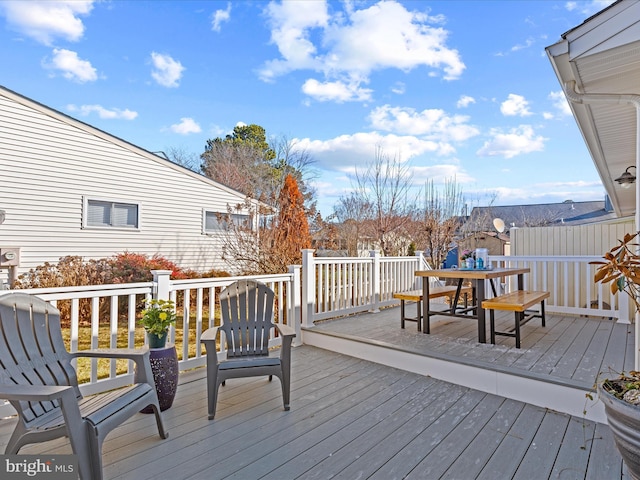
[195,288,203,358]
[110,296,118,378]
[90,296,99,384]
[70,298,79,354]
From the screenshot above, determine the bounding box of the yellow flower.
[159,312,167,320]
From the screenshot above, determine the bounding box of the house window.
[203,210,252,233]
[85,198,139,229]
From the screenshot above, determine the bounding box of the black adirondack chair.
[0,292,168,480]
[201,280,296,419]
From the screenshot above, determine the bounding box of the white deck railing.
[0,252,627,418]
[0,268,300,404]
[489,255,629,321]
[301,249,432,325]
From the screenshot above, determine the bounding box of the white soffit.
[546,0,640,218]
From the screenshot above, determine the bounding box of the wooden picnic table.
[415,267,530,343]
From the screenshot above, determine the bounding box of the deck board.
[438,397,525,479]
[407,393,507,479]
[313,305,631,389]
[0,304,629,480]
[509,410,570,480]
[475,403,547,480]
[548,318,599,378]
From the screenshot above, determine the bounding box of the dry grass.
[62,312,220,385]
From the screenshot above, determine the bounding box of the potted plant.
[592,231,640,478]
[140,299,177,349]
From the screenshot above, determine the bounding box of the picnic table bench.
[393,285,472,331]
[482,290,550,348]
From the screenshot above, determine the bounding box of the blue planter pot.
[137,344,179,412]
[147,330,168,349]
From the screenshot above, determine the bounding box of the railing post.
[288,264,303,346]
[415,251,425,289]
[151,270,172,301]
[301,249,316,328]
[370,250,381,313]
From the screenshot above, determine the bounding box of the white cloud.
[170,117,202,135]
[456,95,475,108]
[260,0,329,81]
[368,105,480,143]
[477,125,547,159]
[150,52,184,88]
[0,0,93,45]
[260,0,464,102]
[565,0,615,15]
[67,104,137,120]
[211,3,231,32]
[302,79,372,103]
[549,90,572,117]
[500,94,532,117]
[409,163,474,184]
[391,82,406,95]
[295,131,444,170]
[510,37,535,52]
[43,48,97,83]
[491,180,604,205]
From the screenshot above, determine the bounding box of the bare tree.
[410,179,466,268]
[331,192,373,256]
[164,145,200,172]
[351,147,416,256]
[217,175,312,275]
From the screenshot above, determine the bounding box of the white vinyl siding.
[85,198,139,229]
[0,88,257,281]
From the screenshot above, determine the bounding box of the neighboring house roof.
[464,199,617,234]
[546,0,640,218]
[0,84,255,205]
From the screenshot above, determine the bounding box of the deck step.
[302,325,604,424]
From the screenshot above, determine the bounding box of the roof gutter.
[564,80,640,108]
[564,80,640,366]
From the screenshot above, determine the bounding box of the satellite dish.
[493,217,505,233]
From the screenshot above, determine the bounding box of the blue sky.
[0,0,616,216]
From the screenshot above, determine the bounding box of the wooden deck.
[0,304,632,479]
[305,303,635,425]
[0,345,625,479]
[310,303,635,385]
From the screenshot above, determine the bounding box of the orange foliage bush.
[14,253,227,326]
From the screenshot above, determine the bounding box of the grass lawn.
[62,313,219,385]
